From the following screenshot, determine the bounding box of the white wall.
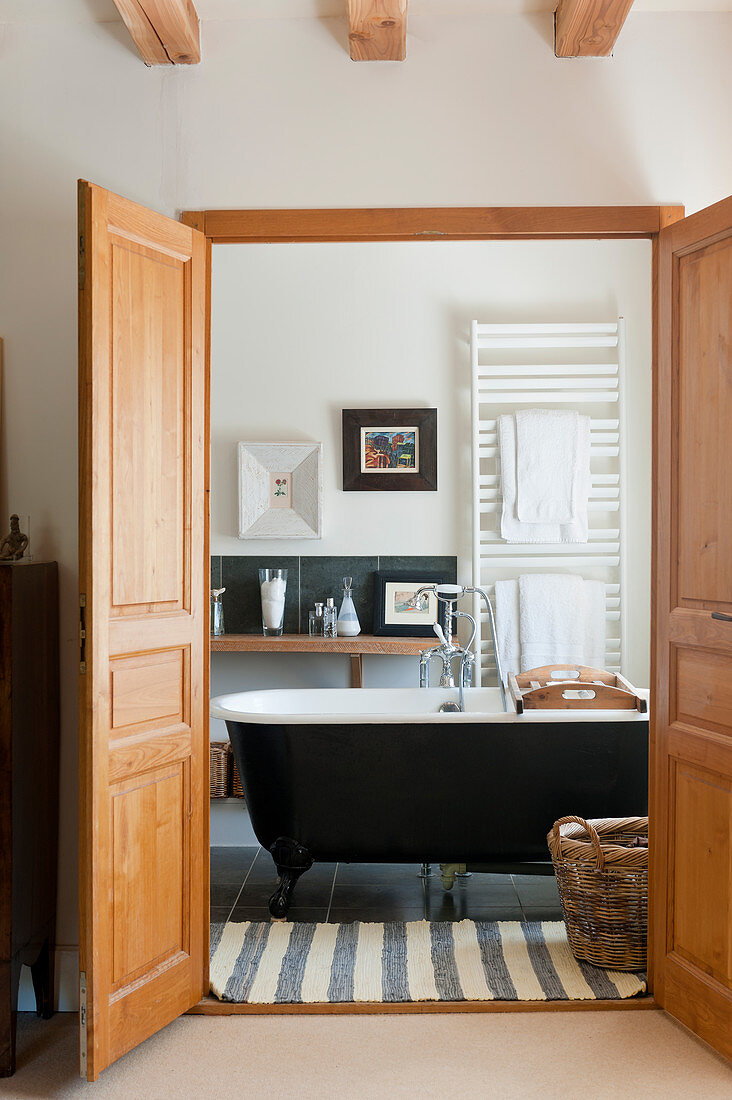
[0,9,730,1008]
[211,238,652,686]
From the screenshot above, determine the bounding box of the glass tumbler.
[259,568,288,636]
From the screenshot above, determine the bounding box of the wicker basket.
[547,815,648,971]
[231,756,245,800]
[209,741,231,799]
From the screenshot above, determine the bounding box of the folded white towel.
[518,574,585,672]
[493,574,608,682]
[583,579,607,671]
[495,579,520,683]
[516,409,590,526]
[498,413,590,544]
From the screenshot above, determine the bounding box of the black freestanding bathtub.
[210,687,649,917]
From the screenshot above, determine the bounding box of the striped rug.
[209,920,646,1004]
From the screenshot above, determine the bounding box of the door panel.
[110,763,188,990]
[78,182,208,1080]
[676,237,732,609]
[652,194,732,1060]
[110,238,186,614]
[673,646,732,735]
[670,756,732,988]
[110,649,186,733]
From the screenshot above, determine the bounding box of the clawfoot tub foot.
[268,837,314,918]
[439,863,467,890]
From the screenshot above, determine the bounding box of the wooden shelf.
[209,633,431,687]
[210,633,429,654]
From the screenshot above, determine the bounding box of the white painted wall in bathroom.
[210,239,652,685]
[1,9,731,1005]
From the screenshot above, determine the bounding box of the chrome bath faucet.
[415,584,507,713]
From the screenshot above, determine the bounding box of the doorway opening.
[205,229,654,1010]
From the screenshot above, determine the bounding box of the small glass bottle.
[337,576,361,637]
[324,596,338,639]
[309,603,325,637]
[210,588,225,637]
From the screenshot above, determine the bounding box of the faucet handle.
[435,584,464,597]
[433,622,448,646]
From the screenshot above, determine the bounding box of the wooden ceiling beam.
[113,0,200,65]
[555,0,634,57]
[347,1,407,62]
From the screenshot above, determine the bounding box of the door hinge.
[79,971,88,1078]
[78,233,86,289]
[79,594,87,674]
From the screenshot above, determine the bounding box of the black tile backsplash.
[299,556,378,634]
[379,556,458,581]
[211,555,457,635]
[220,556,300,634]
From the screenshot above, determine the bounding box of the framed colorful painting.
[372,570,448,637]
[342,408,437,491]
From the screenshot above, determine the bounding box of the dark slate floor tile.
[426,894,522,922]
[511,871,557,885]
[327,907,426,925]
[299,556,378,634]
[210,846,259,883]
[210,882,245,908]
[249,847,271,870]
[513,879,561,903]
[229,906,329,924]
[210,555,222,591]
[378,557,458,584]
[335,862,424,885]
[210,906,234,924]
[237,879,333,908]
[246,858,337,887]
[521,905,565,921]
[221,556,300,634]
[426,880,520,907]
[330,882,427,908]
[462,872,518,884]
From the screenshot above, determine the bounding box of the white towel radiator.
[470,320,627,686]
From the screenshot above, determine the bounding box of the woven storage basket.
[547,815,648,971]
[231,756,245,800]
[209,741,231,799]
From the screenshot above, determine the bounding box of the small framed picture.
[372,570,448,637]
[342,408,437,491]
[238,441,323,539]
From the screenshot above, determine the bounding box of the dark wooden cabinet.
[0,562,59,1077]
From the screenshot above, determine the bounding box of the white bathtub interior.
[211,686,649,723]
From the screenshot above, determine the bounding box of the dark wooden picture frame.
[342,407,437,492]
[372,570,448,637]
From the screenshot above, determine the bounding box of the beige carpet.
[6,1010,731,1098]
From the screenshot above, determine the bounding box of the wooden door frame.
[183,202,684,1013]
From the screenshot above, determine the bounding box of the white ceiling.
[1,0,730,21]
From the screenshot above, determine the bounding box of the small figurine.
[0,515,29,561]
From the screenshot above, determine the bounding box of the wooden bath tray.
[508,665,647,714]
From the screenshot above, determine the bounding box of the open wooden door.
[652,194,732,1060]
[78,182,209,1080]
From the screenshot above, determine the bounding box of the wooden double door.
[78,185,732,1078]
[652,195,732,1060]
[78,183,208,1080]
